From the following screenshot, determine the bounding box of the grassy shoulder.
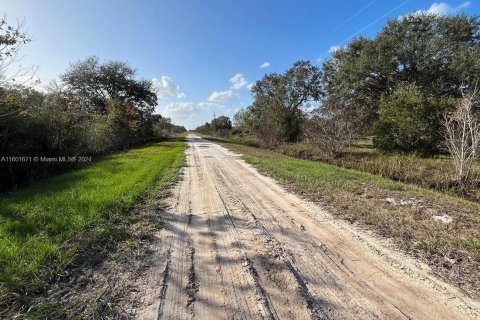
[0,138,186,312]
[205,136,480,298]
[217,133,480,198]
[278,138,480,198]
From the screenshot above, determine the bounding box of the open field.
[204,135,480,300]
[0,139,186,314]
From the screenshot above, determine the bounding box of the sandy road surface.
[132,135,480,319]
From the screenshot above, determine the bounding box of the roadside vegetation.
[207,137,480,298]
[0,19,186,193]
[196,13,480,198]
[0,139,186,316]
[194,12,480,297]
[0,16,191,318]
[278,139,480,196]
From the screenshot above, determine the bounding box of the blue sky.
[1,0,478,129]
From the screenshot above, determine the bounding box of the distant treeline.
[194,115,232,137]
[0,21,185,192]
[198,13,480,189]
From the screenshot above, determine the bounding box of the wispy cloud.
[164,101,226,118]
[208,90,236,102]
[164,102,195,117]
[152,76,186,99]
[229,73,248,89]
[163,101,226,125]
[414,2,471,15]
[328,46,341,54]
[260,62,270,69]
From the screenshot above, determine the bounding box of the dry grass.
[211,137,480,298]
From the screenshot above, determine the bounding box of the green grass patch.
[0,139,186,308]
[458,237,480,252]
[209,133,480,197]
[243,155,408,193]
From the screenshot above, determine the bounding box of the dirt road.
[132,135,480,319]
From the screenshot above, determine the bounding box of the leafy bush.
[374,84,454,154]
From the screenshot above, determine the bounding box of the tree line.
[194,115,232,137]
[207,13,480,188]
[0,19,185,192]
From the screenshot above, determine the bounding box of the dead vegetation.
[445,86,480,193]
[315,187,480,298]
[269,139,480,200]
[305,98,358,158]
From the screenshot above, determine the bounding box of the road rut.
[134,135,480,320]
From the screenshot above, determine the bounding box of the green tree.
[322,14,480,134]
[61,56,157,114]
[211,115,232,131]
[232,108,247,135]
[105,98,143,148]
[374,84,454,154]
[250,60,322,145]
[152,115,186,137]
[194,122,212,134]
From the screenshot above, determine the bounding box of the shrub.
[374,84,454,154]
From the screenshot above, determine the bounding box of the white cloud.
[164,102,196,118]
[152,76,186,99]
[414,2,471,16]
[229,73,248,89]
[328,46,341,54]
[260,62,270,69]
[163,101,226,126]
[208,90,236,102]
[164,101,225,117]
[246,83,254,90]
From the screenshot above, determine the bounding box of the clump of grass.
[458,238,480,252]
[0,140,186,309]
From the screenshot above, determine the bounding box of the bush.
[374,84,454,154]
[0,87,174,192]
[306,99,358,158]
[229,134,260,147]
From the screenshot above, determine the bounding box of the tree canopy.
[61,56,157,114]
[322,13,480,135]
[249,60,322,145]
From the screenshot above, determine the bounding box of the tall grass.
[0,140,186,306]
